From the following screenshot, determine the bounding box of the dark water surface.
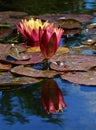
[0,0,96,130]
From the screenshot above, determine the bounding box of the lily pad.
[0,63,12,71]
[0,43,28,60]
[0,44,11,55]
[27,46,41,53]
[63,28,81,36]
[82,28,96,35]
[61,71,96,86]
[0,52,44,65]
[0,11,28,25]
[35,13,94,23]
[11,65,59,78]
[86,23,96,29]
[0,27,13,39]
[50,54,96,71]
[27,46,70,54]
[8,44,29,60]
[54,19,82,29]
[0,72,41,86]
[0,11,28,18]
[81,37,96,45]
[57,47,70,54]
[70,45,94,55]
[9,52,44,65]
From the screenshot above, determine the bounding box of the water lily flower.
[16,18,50,46]
[41,79,66,114]
[39,24,64,59]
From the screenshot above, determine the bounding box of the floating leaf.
[27,46,41,52]
[61,71,96,86]
[0,72,41,86]
[0,11,28,25]
[82,28,96,35]
[0,27,13,39]
[63,28,81,36]
[0,11,28,18]
[0,52,44,65]
[81,38,96,45]
[53,18,82,36]
[54,19,82,29]
[0,63,12,71]
[50,54,96,71]
[70,45,94,55]
[9,52,44,65]
[56,47,70,54]
[86,23,96,29]
[8,44,29,60]
[35,14,94,23]
[0,44,11,55]
[11,65,59,78]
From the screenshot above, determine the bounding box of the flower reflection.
[41,79,66,114]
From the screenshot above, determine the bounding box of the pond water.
[0,0,96,130]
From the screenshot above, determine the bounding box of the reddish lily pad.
[8,44,29,60]
[0,72,41,86]
[82,28,96,35]
[0,44,11,55]
[61,71,96,86]
[63,28,81,36]
[35,14,94,23]
[0,43,28,60]
[0,52,44,65]
[0,63,12,71]
[0,11,28,25]
[86,23,96,29]
[54,19,82,29]
[0,11,28,18]
[11,65,59,78]
[0,27,13,39]
[50,54,96,71]
[81,37,96,45]
[9,52,44,65]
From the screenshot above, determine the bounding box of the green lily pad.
[11,65,59,78]
[50,54,96,71]
[61,71,96,86]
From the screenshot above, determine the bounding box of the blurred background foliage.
[0,0,95,15]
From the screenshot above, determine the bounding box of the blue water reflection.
[84,0,96,9]
[0,77,96,130]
